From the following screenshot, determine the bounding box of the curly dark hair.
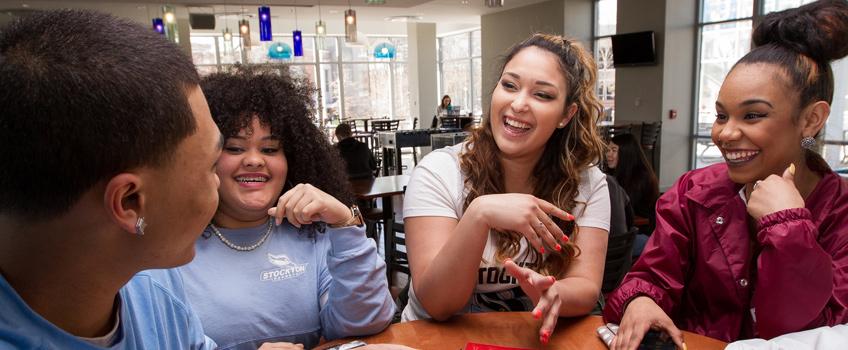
[201,64,354,216]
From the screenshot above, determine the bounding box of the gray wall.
[407,22,438,130]
[614,0,696,189]
[659,0,697,189]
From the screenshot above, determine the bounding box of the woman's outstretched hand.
[503,259,561,345]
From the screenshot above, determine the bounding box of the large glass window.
[190,34,410,128]
[692,0,848,170]
[594,0,616,123]
[438,29,482,116]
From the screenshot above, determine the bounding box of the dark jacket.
[603,163,848,342]
[336,138,376,179]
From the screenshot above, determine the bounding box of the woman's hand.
[474,194,574,254]
[267,183,351,227]
[747,164,804,221]
[258,342,303,350]
[503,259,561,344]
[610,296,685,350]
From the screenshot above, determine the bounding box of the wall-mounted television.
[611,31,656,67]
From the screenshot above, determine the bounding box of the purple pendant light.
[152,18,165,34]
[259,6,272,42]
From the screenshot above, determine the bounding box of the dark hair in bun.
[735,0,848,106]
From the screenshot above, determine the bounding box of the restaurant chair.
[640,121,662,173]
[602,175,637,294]
[372,119,400,132]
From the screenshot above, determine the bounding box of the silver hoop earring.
[135,217,147,236]
[801,136,816,149]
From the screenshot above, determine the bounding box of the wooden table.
[350,175,410,280]
[318,313,727,350]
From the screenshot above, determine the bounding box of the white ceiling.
[0,0,550,34]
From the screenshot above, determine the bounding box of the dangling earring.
[801,136,816,149]
[135,217,147,236]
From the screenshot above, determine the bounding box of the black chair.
[371,119,400,132]
[603,176,638,294]
[640,121,662,173]
[388,221,410,278]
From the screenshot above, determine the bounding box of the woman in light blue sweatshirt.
[180,64,395,350]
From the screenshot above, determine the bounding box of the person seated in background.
[603,1,848,349]
[431,95,453,128]
[402,33,610,345]
[0,10,220,348]
[604,133,659,257]
[336,123,377,179]
[179,64,395,350]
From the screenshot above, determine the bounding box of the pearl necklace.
[209,219,274,252]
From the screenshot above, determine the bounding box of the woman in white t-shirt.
[402,33,610,345]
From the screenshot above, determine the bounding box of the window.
[594,0,617,123]
[189,34,410,129]
[438,29,482,116]
[693,0,848,170]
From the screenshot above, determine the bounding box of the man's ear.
[801,101,830,139]
[103,173,146,235]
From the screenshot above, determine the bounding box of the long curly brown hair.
[460,33,606,277]
[201,64,354,234]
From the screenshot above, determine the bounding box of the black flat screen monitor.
[611,31,656,67]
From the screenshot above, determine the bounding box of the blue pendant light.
[373,42,396,59]
[152,18,165,35]
[268,42,292,60]
[258,6,272,42]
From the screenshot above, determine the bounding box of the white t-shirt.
[401,143,610,321]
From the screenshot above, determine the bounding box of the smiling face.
[606,143,619,169]
[490,46,572,161]
[712,63,807,184]
[215,117,287,227]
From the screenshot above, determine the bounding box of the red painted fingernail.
[554,244,562,252]
[539,247,545,254]
[561,235,569,243]
[567,213,575,221]
[540,335,549,345]
[533,310,542,319]
[542,330,551,338]
[549,276,556,283]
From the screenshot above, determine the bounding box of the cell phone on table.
[596,324,676,350]
[638,330,677,350]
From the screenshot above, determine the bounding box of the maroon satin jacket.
[603,163,848,342]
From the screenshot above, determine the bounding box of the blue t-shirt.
[0,269,214,349]
[180,222,394,350]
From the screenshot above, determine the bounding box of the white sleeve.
[574,167,610,231]
[725,324,848,350]
[402,149,462,219]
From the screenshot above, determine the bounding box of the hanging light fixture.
[152,18,165,35]
[315,0,326,38]
[344,1,357,43]
[162,5,178,43]
[222,5,232,42]
[484,0,504,8]
[239,19,251,46]
[258,5,272,42]
[292,4,303,57]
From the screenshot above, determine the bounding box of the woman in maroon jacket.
[603,1,848,349]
